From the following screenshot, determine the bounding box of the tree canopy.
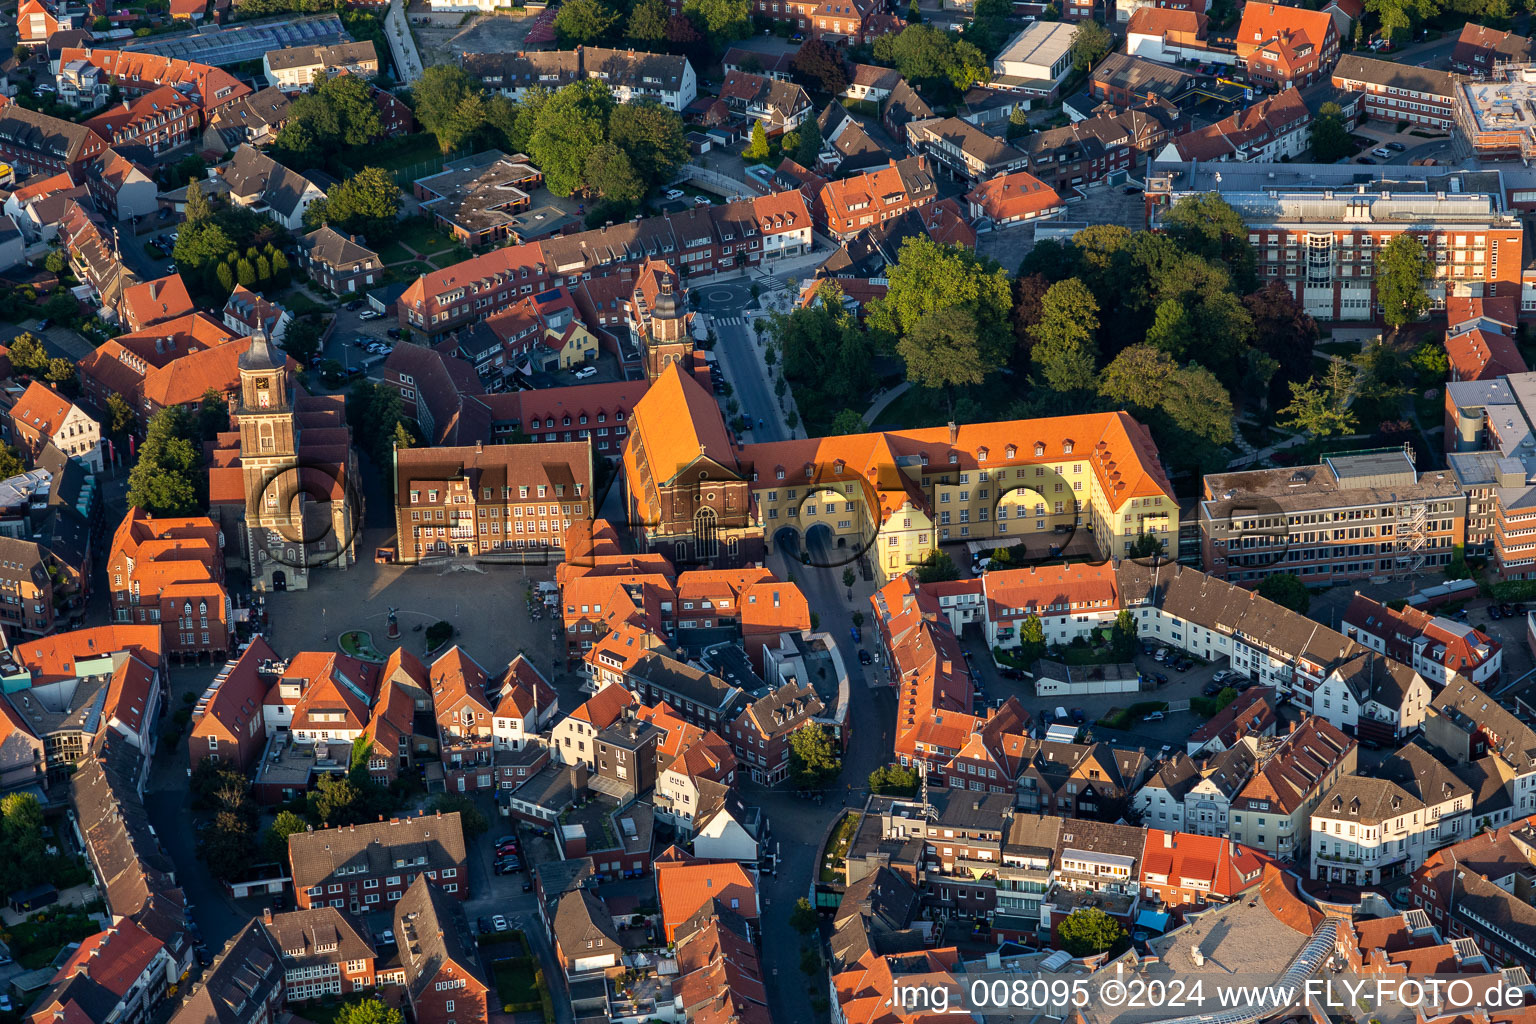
[1309,101,1353,163]
[302,166,400,244]
[788,724,841,787]
[126,407,204,516]
[1058,907,1127,957]
[1376,233,1430,330]
[871,24,989,95]
[1258,573,1310,614]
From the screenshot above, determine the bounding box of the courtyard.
[264,527,574,696]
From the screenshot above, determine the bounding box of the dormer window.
[1034,442,1045,456]
[1062,440,1074,454]
[948,452,958,464]
[1006,445,1017,458]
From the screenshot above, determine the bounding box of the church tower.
[235,327,301,587]
[642,270,693,384]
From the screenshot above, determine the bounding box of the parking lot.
[963,636,1239,755]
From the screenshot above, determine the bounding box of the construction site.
[1454,64,1536,160]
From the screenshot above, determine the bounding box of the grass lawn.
[429,245,472,269]
[379,241,415,265]
[281,288,332,317]
[394,218,456,258]
[490,953,542,1011]
[396,262,434,280]
[819,811,861,884]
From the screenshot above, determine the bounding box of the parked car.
[665,188,685,200]
[387,327,403,339]
[345,300,363,311]
[574,366,598,378]
[1203,681,1224,697]
[1357,156,1377,164]
[693,195,712,206]
[1387,141,1406,151]
[1153,672,1169,685]
[1372,147,1392,159]
[1490,606,1503,620]
[1211,669,1234,684]
[1154,648,1169,662]
[1038,708,1054,726]
[850,625,861,642]
[1070,708,1086,724]
[494,834,518,847]
[857,650,872,665]
[1143,711,1166,722]
[521,879,533,892]
[491,915,509,931]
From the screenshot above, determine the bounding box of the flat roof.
[996,21,1077,71]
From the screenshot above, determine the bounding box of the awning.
[1136,910,1171,933]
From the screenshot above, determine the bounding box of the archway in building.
[272,570,288,592]
[804,523,835,566]
[773,525,802,557]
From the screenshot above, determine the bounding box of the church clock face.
[255,378,271,407]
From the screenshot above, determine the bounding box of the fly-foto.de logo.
[247,458,364,571]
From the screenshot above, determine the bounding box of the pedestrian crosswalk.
[713,315,747,326]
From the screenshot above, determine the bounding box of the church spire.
[239,323,282,372]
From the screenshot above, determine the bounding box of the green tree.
[791,897,819,934]
[1071,18,1112,70]
[794,115,823,168]
[262,809,310,863]
[1376,233,1430,330]
[868,764,919,795]
[126,407,203,515]
[608,101,690,187]
[185,178,214,224]
[1030,277,1099,391]
[46,357,79,396]
[682,0,750,46]
[555,0,621,45]
[870,236,1011,347]
[872,24,989,93]
[304,166,401,243]
[1058,907,1127,957]
[743,120,770,160]
[1160,192,1256,291]
[411,65,483,153]
[216,261,235,293]
[788,723,841,787]
[899,309,1001,391]
[625,0,670,41]
[1018,613,1046,664]
[914,550,959,583]
[429,795,489,837]
[236,258,257,288]
[583,142,644,211]
[527,80,614,196]
[307,772,366,827]
[198,388,229,440]
[8,332,48,375]
[1258,573,1310,614]
[1309,101,1353,162]
[44,249,67,274]
[1366,0,1441,40]
[333,999,404,1024]
[106,392,136,437]
[0,443,25,480]
[1279,360,1358,438]
[830,409,869,434]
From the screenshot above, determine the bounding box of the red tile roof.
[655,857,758,941]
